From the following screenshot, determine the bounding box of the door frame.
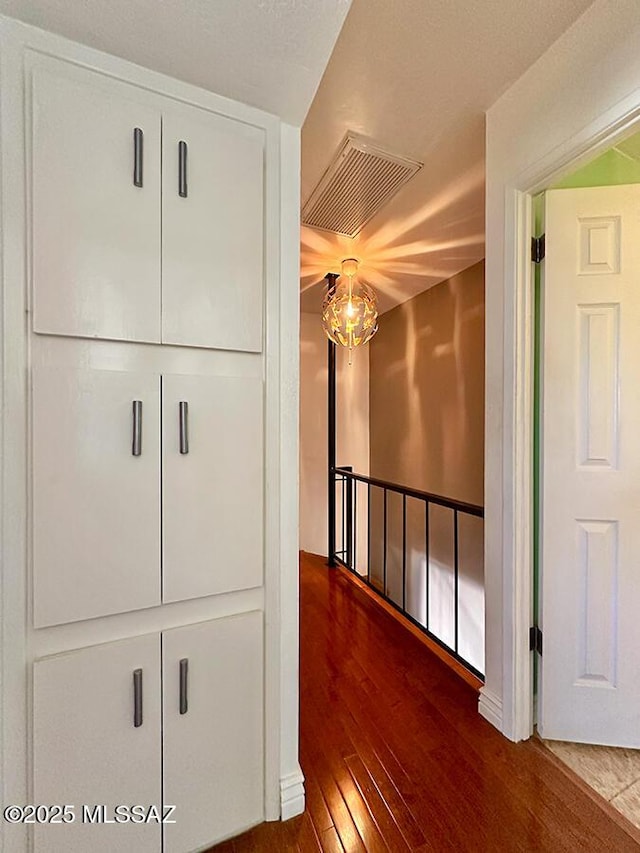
[505,105,640,741]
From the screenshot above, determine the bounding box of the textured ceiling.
[300,0,596,314]
[0,0,352,125]
[0,0,597,316]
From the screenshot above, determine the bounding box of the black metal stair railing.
[331,466,485,681]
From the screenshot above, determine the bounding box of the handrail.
[334,467,484,517]
[331,464,485,680]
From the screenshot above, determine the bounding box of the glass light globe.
[321,259,379,357]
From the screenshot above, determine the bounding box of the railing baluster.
[454,508,459,655]
[425,499,430,631]
[342,474,346,559]
[346,474,352,569]
[367,483,371,584]
[383,489,387,597]
[341,467,353,569]
[402,494,407,612]
[353,478,358,573]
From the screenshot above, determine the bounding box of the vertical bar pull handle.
[178,141,188,198]
[179,658,189,715]
[133,127,143,187]
[132,400,142,457]
[133,668,143,728]
[179,402,189,455]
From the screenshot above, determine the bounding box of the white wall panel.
[578,217,621,275]
[577,304,619,469]
[575,519,618,688]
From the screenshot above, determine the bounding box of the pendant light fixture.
[321,258,379,362]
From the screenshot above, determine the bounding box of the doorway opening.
[300,262,487,686]
[533,127,640,829]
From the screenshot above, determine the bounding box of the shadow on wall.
[369,260,485,504]
[367,261,486,672]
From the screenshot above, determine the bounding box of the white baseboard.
[478,686,503,731]
[280,767,305,820]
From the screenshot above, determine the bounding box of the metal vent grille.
[302,134,422,238]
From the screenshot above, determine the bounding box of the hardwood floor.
[211,552,640,852]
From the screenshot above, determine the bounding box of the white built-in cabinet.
[32,366,263,626]
[33,634,162,853]
[32,365,162,626]
[15,39,276,853]
[34,611,263,853]
[31,55,264,352]
[31,62,162,344]
[161,106,264,351]
[162,612,264,852]
[162,373,264,603]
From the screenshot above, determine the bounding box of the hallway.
[213,553,640,852]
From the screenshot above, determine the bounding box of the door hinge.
[529,625,543,655]
[531,234,545,264]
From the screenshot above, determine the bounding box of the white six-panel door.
[33,634,162,853]
[162,612,264,852]
[32,366,161,626]
[31,57,162,343]
[162,374,264,602]
[161,107,264,352]
[540,184,640,745]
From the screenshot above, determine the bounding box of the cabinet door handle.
[133,668,143,727]
[132,400,143,456]
[179,402,189,454]
[133,128,143,188]
[179,658,189,715]
[178,141,188,198]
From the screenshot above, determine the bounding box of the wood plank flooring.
[211,552,640,852]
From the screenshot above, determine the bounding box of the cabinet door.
[31,57,161,342]
[162,374,263,602]
[162,107,264,351]
[33,634,161,853]
[163,612,264,851]
[33,366,161,627]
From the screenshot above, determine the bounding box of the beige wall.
[368,261,485,673]
[369,261,485,505]
[299,312,369,557]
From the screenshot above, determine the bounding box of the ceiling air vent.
[302,133,422,238]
